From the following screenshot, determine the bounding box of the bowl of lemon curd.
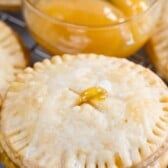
[23,0,164,57]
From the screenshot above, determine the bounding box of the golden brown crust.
[0,144,17,168]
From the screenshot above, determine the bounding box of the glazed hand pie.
[1,54,168,168]
[0,21,28,106]
[146,0,168,81]
[0,0,20,10]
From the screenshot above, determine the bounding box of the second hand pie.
[146,1,168,82]
[0,21,28,106]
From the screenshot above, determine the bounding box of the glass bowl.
[22,0,164,57]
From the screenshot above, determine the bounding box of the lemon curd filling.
[24,0,161,57]
[38,0,125,26]
[77,86,108,105]
[110,0,149,16]
[37,0,148,26]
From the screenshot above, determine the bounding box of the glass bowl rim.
[23,0,161,29]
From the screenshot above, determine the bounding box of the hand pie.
[0,0,20,10]
[0,54,168,168]
[146,1,168,81]
[0,21,28,167]
[0,21,28,106]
